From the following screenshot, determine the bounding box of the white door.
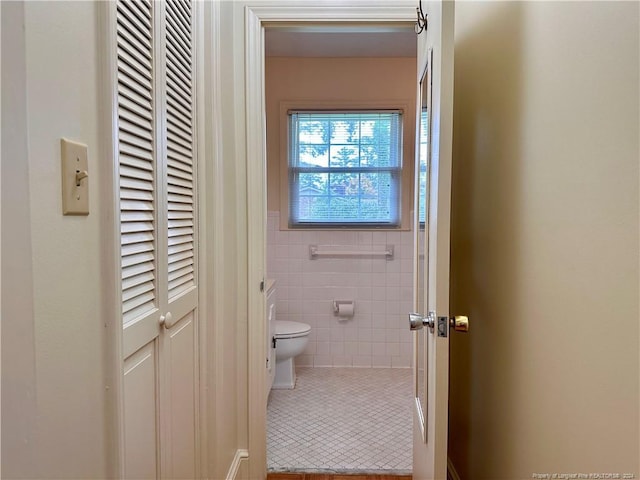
[114,1,199,478]
[410,2,461,479]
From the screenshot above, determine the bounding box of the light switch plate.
[61,138,89,215]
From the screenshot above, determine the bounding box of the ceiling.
[265,25,416,58]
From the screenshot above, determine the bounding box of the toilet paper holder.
[333,300,355,317]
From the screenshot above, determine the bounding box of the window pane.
[359,145,375,167]
[298,172,328,195]
[360,173,379,197]
[361,198,391,221]
[298,119,328,144]
[329,172,358,196]
[330,196,359,220]
[329,145,359,167]
[297,196,330,221]
[289,111,401,226]
[359,120,376,143]
[298,145,329,167]
[330,119,359,144]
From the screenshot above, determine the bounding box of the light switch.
[61,138,89,215]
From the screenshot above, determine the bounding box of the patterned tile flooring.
[267,367,413,474]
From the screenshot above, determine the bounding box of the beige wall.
[1,2,248,479]
[265,56,416,227]
[449,2,639,478]
[1,1,108,477]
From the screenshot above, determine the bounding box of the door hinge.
[260,280,264,292]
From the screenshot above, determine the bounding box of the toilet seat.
[274,320,311,339]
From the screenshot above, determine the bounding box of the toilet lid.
[274,320,311,339]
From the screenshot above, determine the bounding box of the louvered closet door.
[115,0,199,478]
[117,1,162,478]
[160,0,198,478]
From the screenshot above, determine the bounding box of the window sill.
[278,225,412,232]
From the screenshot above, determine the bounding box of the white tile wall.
[267,211,413,368]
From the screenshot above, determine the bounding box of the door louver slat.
[120,0,151,26]
[121,260,154,280]
[116,10,151,51]
[167,122,193,147]
[167,96,192,128]
[120,156,154,175]
[168,185,193,198]
[121,188,153,202]
[119,139,153,162]
[168,218,193,229]
[120,165,154,183]
[168,257,193,273]
[168,242,192,256]
[168,1,191,34]
[167,167,192,184]
[169,250,194,264]
[119,118,153,142]
[167,95,192,124]
[118,63,152,92]
[168,227,194,237]
[167,152,193,172]
[119,96,153,119]
[121,177,154,192]
[122,231,155,246]
[122,250,154,268]
[166,0,195,300]
[117,0,156,324]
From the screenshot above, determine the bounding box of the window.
[288,110,403,227]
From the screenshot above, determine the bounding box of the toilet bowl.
[272,320,311,389]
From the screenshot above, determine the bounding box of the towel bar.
[308,244,394,260]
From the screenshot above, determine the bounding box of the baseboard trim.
[226,449,249,480]
[447,457,461,480]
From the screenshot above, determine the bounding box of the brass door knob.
[449,315,469,333]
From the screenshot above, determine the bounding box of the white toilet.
[272,320,311,389]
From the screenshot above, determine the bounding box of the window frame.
[279,100,415,231]
[288,109,403,228]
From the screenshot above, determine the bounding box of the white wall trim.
[203,0,225,477]
[195,1,208,477]
[245,6,268,479]
[225,449,249,480]
[447,456,461,480]
[98,2,125,476]
[242,3,415,479]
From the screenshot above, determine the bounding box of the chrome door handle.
[409,311,436,331]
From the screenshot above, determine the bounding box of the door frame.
[242,2,416,478]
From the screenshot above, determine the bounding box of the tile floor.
[267,367,413,474]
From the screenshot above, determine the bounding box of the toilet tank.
[266,279,276,394]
